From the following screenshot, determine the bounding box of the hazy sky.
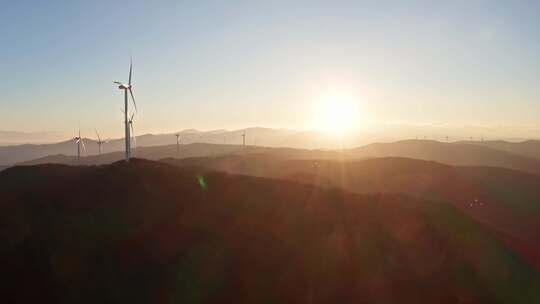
[1,0,539,139]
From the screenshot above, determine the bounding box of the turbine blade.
[113,81,122,85]
[129,88,137,112]
[128,58,132,86]
[81,139,86,151]
[95,129,101,142]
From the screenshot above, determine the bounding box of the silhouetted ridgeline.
[0,128,325,165]
[456,140,540,160]
[2,135,540,172]
[351,140,540,175]
[0,159,539,303]
[9,140,540,176]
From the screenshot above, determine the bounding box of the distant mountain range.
[0,128,329,165]
[6,140,540,177]
[2,127,539,166]
[350,140,540,175]
[0,130,64,145]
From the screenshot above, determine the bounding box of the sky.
[1,0,539,140]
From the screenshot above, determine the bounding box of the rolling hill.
[14,143,342,167]
[1,160,538,303]
[350,140,540,175]
[1,126,539,171]
[162,155,540,269]
[456,140,540,160]
[11,139,540,176]
[0,128,325,166]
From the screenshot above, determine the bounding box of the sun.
[314,91,360,135]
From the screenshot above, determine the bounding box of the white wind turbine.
[95,129,107,156]
[241,130,246,147]
[73,127,86,161]
[114,58,137,161]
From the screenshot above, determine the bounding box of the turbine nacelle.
[113,82,131,90]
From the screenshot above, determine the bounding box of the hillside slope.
[163,155,540,269]
[1,160,539,303]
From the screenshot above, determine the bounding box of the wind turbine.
[95,129,107,156]
[241,130,246,147]
[73,127,85,161]
[114,58,137,162]
[128,113,136,154]
[175,133,180,156]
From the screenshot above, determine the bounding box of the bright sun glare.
[315,91,360,135]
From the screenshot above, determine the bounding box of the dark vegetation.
[1,159,539,303]
[164,155,540,269]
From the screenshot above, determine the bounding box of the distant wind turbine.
[242,130,246,147]
[114,58,137,162]
[73,127,85,161]
[95,129,107,156]
[175,133,180,156]
[128,113,136,153]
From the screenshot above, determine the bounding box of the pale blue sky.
[1,0,539,138]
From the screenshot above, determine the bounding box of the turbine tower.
[114,58,137,162]
[95,129,107,156]
[73,127,85,161]
[175,133,180,156]
[242,130,246,147]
